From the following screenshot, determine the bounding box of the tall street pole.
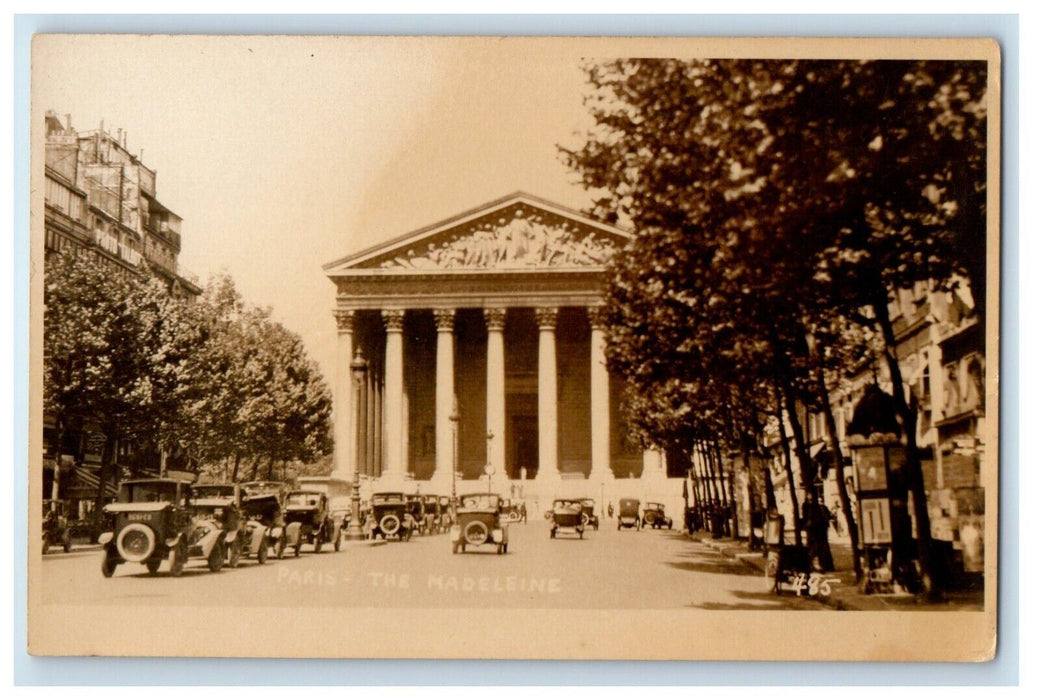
[450,403,460,521]
[345,349,368,540]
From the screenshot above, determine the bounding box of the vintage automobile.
[370,492,416,541]
[617,498,642,530]
[191,483,268,566]
[500,498,524,523]
[451,492,508,554]
[406,494,426,535]
[241,481,293,559]
[98,478,195,577]
[642,502,674,529]
[579,498,600,531]
[284,490,341,554]
[42,500,72,554]
[549,499,585,539]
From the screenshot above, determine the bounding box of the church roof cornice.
[323,191,631,275]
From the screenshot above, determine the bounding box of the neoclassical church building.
[324,193,683,515]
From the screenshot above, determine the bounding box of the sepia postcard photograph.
[26,33,1001,662]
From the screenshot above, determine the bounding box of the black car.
[617,498,641,530]
[42,500,72,554]
[370,492,416,541]
[284,490,341,554]
[642,502,673,529]
[579,498,599,531]
[550,499,585,539]
[98,478,194,577]
[451,493,508,554]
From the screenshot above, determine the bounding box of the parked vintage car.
[499,498,524,523]
[370,492,416,541]
[98,478,194,577]
[284,490,341,554]
[241,481,292,559]
[192,483,268,566]
[617,498,642,530]
[405,494,426,535]
[579,498,599,530]
[550,499,585,539]
[642,502,674,529]
[42,500,71,554]
[451,493,508,554]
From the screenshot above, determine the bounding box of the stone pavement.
[689,531,985,611]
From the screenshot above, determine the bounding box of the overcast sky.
[33,35,602,382]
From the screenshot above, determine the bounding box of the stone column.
[332,309,355,478]
[485,308,507,478]
[535,307,559,481]
[434,309,456,482]
[381,309,405,482]
[589,310,612,482]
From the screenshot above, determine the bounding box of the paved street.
[40,521,826,611]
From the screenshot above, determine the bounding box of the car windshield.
[286,493,321,507]
[123,482,181,504]
[460,494,499,510]
[373,494,403,505]
[647,503,663,511]
[554,500,581,512]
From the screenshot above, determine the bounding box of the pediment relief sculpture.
[377,209,616,271]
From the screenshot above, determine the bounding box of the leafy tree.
[564,58,987,595]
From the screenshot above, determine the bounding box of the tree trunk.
[780,379,834,571]
[814,363,864,581]
[266,455,274,480]
[774,380,803,547]
[871,289,940,599]
[249,455,262,481]
[231,453,241,483]
[94,434,117,526]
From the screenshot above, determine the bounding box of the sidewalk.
[689,531,984,611]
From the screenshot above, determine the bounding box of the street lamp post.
[485,431,494,495]
[449,404,460,521]
[345,349,368,541]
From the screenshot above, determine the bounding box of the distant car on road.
[550,499,585,539]
[370,492,416,541]
[617,498,641,530]
[451,493,508,554]
[241,481,293,558]
[284,490,340,554]
[99,478,194,577]
[579,498,599,531]
[642,502,673,530]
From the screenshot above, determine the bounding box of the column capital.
[381,309,405,332]
[434,308,456,332]
[534,307,558,331]
[483,308,507,332]
[335,308,356,333]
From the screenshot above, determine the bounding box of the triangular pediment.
[325,193,631,275]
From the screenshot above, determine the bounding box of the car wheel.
[208,542,225,572]
[63,535,71,553]
[101,557,117,578]
[503,543,508,554]
[257,541,268,564]
[146,558,161,574]
[228,540,241,568]
[335,532,342,552]
[314,533,323,553]
[275,536,286,560]
[294,542,301,557]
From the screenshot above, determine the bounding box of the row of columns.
[333,306,616,484]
